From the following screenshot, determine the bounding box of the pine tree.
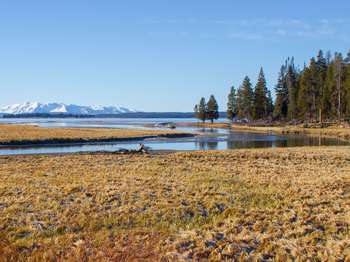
[273,64,288,119]
[206,95,219,123]
[266,90,274,117]
[227,86,238,122]
[253,68,268,119]
[316,50,328,122]
[239,76,254,120]
[308,58,320,121]
[236,86,244,119]
[194,104,199,120]
[286,58,298,120]
[324,61,337,119]
[297,67,313,120]
[334,53,344,120]
[345,63,350,118]
[198,97,207,123]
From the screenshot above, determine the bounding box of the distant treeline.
[195,49,350,123]
[1,112,228,119]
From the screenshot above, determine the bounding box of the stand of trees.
[226,68,273,122]
[195,49,350,123]
[273,50,350,122]
[194,95,219,123]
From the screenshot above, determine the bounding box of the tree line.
[194,95,219,123]
[195,49,350,123]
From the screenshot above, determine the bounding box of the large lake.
[0,118,348,155]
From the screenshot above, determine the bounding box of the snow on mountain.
[0,102,138,115]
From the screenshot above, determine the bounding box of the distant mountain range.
[0,102,138,115]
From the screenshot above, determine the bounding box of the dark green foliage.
[227,86,238,122]
[297,67,313,120]
[196,49,350,123]
[253,68,268,119]
[207,95,219,123]
[237,76,254,119]
[345,64,350,117]
[197,97,207,122]
[273,64,288,119]
[266,90,274,116]
[286,58,299,120]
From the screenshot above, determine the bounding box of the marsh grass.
[231,123,350,141]
[0,147,350,261]
[0,124,180,144]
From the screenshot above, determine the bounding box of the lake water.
[0,118,348,155]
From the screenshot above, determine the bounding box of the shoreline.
[0,133,195,147]
[178,121,350,141]
[231,123,350,141]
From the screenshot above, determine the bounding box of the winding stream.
[0,118,348,155]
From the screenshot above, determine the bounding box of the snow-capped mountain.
[0,102,138,115]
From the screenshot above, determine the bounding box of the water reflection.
[195,141,219,150]
[0,118,348,155]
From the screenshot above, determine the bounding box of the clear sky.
[0,0,349,112]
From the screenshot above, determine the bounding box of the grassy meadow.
[231,124,350,141]
[0,147,350,261]
[0,124,184,145]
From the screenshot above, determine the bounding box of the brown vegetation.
[0,124,188,146]
[232,123,350,141]
[1,147,350,261]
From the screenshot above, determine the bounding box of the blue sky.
[0,0,349,112]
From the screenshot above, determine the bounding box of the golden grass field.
[1,147,350,261]
[0,124,182,144]
[231,124,350,141]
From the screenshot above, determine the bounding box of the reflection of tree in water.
[199,128,219,134]
[197,133,350,151]
[194,140,218,150]
[226,140,274,149]
[207,141,218,150]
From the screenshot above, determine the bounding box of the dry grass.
[0,124,181,144]
[232,124,350,141]
[180,121,350,141]
[1,147,350,261]
[179,122,230,129]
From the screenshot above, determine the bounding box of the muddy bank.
[0,133,195,147]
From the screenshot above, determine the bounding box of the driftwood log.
[114,144,150,154]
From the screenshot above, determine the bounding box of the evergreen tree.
[238,76,254,120]
[334,53,344,120]
[266,90,274,117]
[308,58,320,121]
[286,58,299,120]
[273,64,288,119]
[297,67,313,120]
[345,63,350,118]
[316,50,328,122]
[206,95,219,123]
[227,86,238,122]
[194,104,199,120]
[324,61,337,118]
[198,97,207,122]
[236,86,244,119]
[253,68,268,119]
